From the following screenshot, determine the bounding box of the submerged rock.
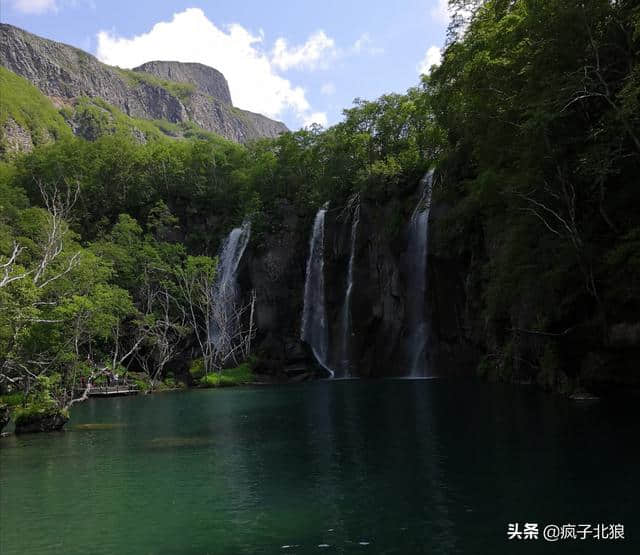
[147,436,213,448]
[73,423,126,431]
[569,388,600,401]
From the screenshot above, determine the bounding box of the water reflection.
[1,381,639,554]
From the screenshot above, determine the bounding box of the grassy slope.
[0,67,232,155]
[0,67,72,146]
[114,68,197,103]
[74,96,233,144]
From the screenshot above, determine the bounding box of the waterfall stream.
[406,170,434,377]
[301,203,332,376]
[337,196,360,378]
[210,221,251,358]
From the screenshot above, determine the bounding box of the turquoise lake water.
[1,379,638,554]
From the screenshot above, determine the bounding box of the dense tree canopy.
[1,0,638,421]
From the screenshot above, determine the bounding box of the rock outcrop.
[14,407,69,434]
[242,187,438,378]
[0,403,10,432]
[0,24,287,143]
[240,174,636,392]
[2,118,34,153]
[242,201,311,377]
[134,61,232,105]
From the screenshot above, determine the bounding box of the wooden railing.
[74,383,140,396]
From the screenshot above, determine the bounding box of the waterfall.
[301,203,332,376]
[337,196,360,378]
[406,170,434,377]
[210,221,251,358]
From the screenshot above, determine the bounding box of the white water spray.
[337,196,360,377]
[406,170,434,377]
[210,221,251,357]
[301,203,332,376]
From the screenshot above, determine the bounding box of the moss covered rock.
[0,403,10,432]
[14,405,69,434]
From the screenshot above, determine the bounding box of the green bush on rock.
[0,403,10,431]
[14,403,69,434]
[199,362,254,388]
[189,358,205,381]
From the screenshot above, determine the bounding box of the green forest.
[1,0,639,430]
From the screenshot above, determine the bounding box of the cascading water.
[301,203,332,377]
[210,221,251,358]
[406,170,434,377]
[337,196,360,378]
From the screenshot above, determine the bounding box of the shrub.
[198,362,254,388]
[0,392,25,407]
[189,358,205,380]
[14,402,68,427]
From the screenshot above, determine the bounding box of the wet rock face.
[426,199,640,392]
[427,200,484,376]
[244,198,421,378]
[239,187,488,380]
[243,201,310,376]
[0,24,287,143]
[324,202,408,377]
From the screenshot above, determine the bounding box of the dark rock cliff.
[324,201,408,377]
[426,202,485,378]
[242,202,310,377]
[426,187,640,395]
[134,61,233,105]
[241,187,444,379]
[0,24,287,144]
[238,176,638,395]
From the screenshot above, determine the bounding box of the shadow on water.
[1,380,639,554]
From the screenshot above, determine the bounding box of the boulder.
[14,407,69,434]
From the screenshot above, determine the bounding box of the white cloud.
[431,0,450,25]
[10,0,96,13]
[95,8,331,125]
[11,0,57,13]
[418,46,442,74]
[271,30,336,71]
[352,33,384,55]
[320,82,336,96]
[303,112,328,128]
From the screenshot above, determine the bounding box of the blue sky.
[1,0,449,129]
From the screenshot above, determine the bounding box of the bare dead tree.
[33,181,82,288]
[62,324,147,409]
[560,5,640,154]
[0,244,29,288]
[210,288,257,370]
[134,285,189,389]
[175,262,217,374]
[1,181,81,290]
[515,165,600,305]
[109,324,148,375]
[1,181,84,400]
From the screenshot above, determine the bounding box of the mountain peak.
[133,61,233,105]
[0,24,287,145]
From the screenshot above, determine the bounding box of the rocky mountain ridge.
[0,24,287,146]
[133,61,233,105]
